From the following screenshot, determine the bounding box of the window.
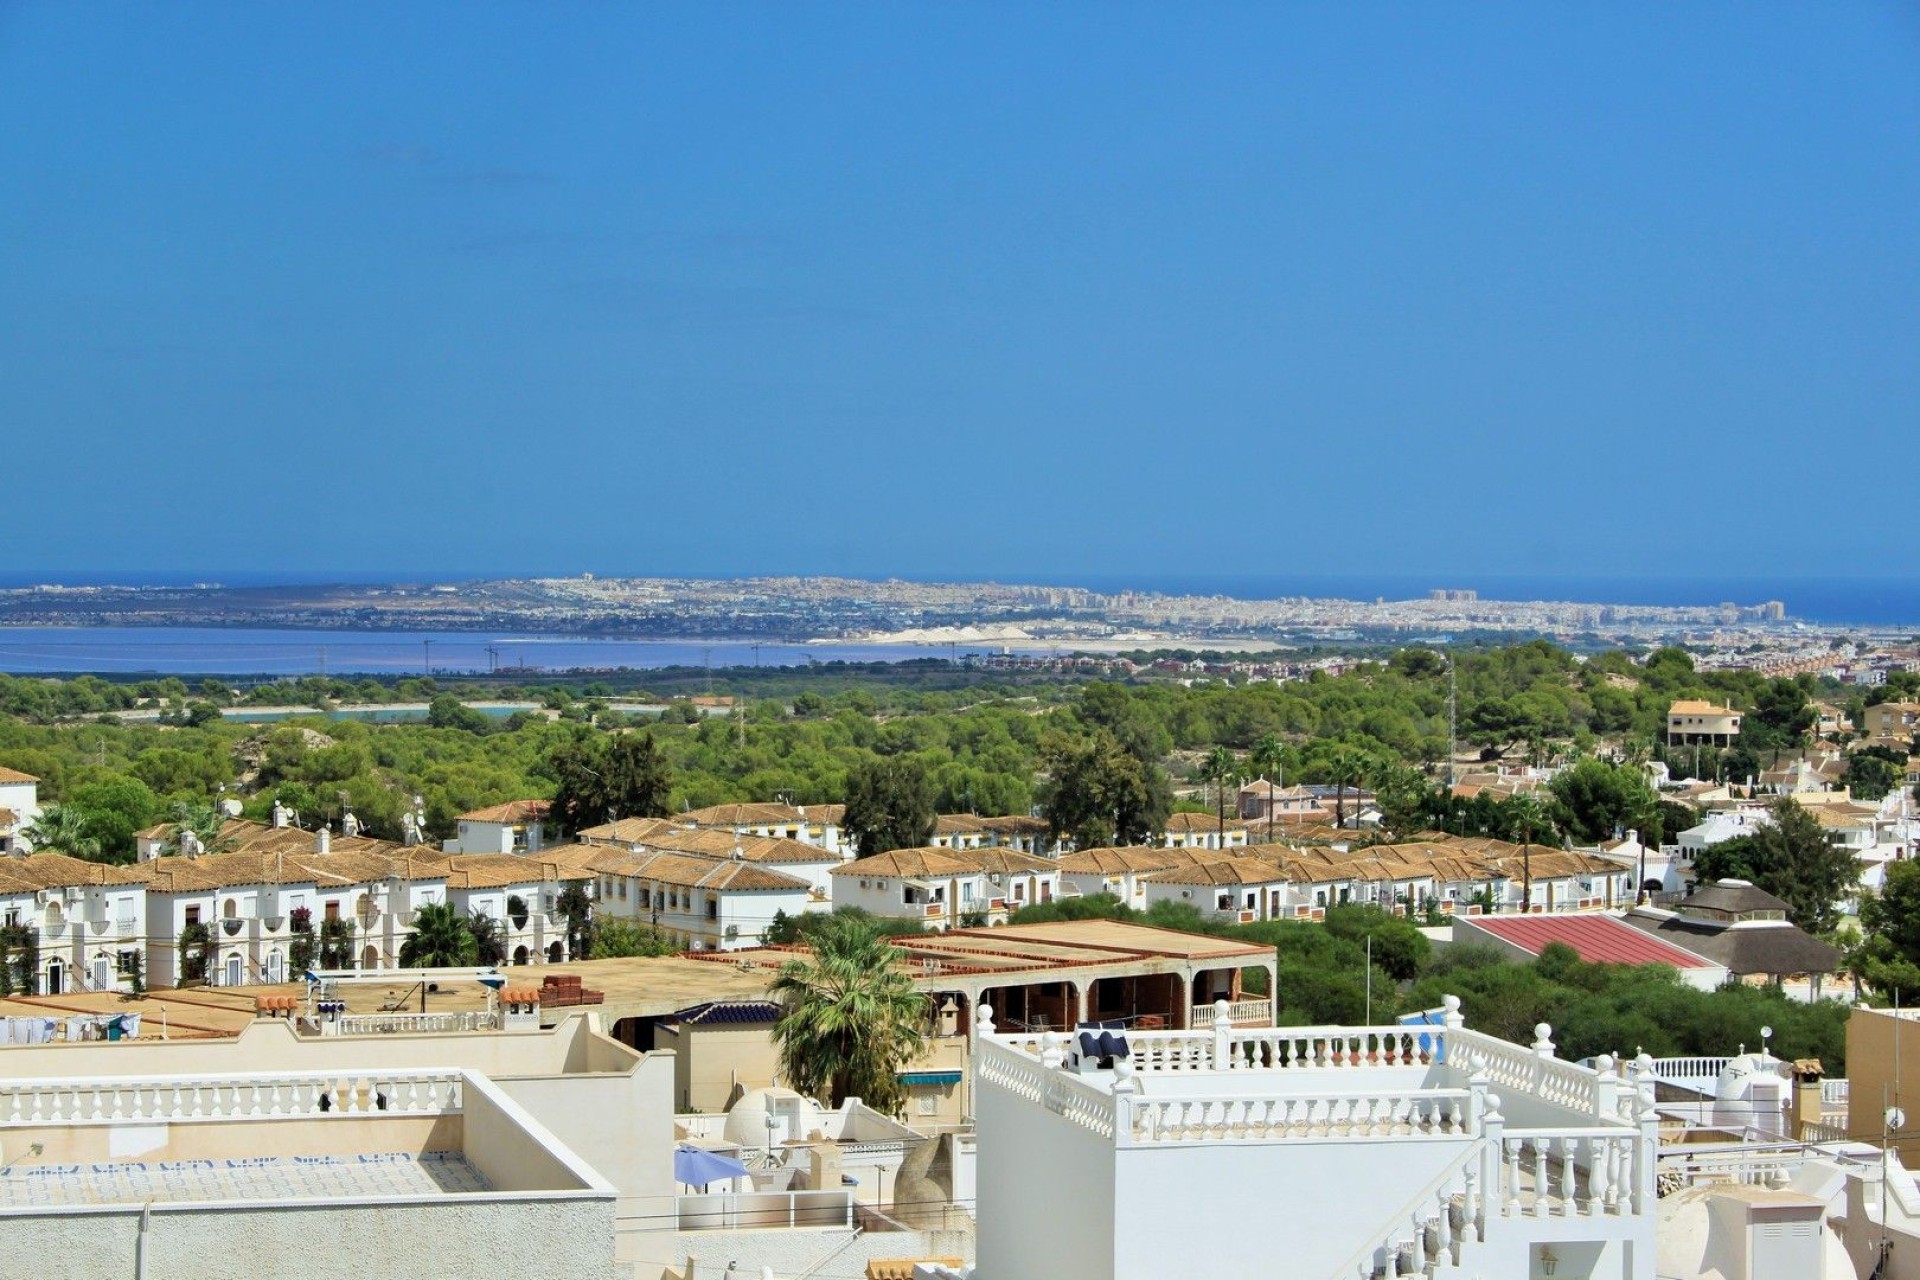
[706,898,718,921]
[639,889,651,908]
[1216,893,1233,911]
[917,1094,939,1117]
[324,900,340,921]
[117,949,138,975]
[184,905,201,926]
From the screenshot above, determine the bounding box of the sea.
[0,572,1913,677]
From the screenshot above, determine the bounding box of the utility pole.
[1447,650,1458,790]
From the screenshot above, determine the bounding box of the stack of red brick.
[539,973,605,1007]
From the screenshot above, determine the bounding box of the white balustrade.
[1824,1078,1851,1106]
[335,1011,497,1035]
[974,1038,1116,1138]
[1187,999,1273,1027]
[1496,1129,1643,1218]
[0,1070,466,1125]
[1128,1088,1474,1144]
[1450,1028,1604,1116]
[1328,1146,1486,1280]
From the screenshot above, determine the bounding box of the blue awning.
[674,1145,750,1188]
[898,1070,962,1087]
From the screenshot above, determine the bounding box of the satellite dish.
[1888,1107,1907,1134]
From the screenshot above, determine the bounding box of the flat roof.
[1465,914,1711,970]
[0,1151,488,1209]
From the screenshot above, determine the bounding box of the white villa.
[832,847,1061,929]
[0,766,42,854]
[586,845,814,951]
[975,997,1660,1280]
[441,798,557,855]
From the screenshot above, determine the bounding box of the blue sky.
[2,5,1915,584]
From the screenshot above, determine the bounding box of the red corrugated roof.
[1468,914,1710,970]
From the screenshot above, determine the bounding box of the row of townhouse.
[1052,837,1633,923]
[0,816,600,995]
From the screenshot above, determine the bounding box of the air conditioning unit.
[36,889,61,906]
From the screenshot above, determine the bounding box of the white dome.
[723,1087,822,1147]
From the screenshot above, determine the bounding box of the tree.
[178,921,213,985]
[1039,728,1171,849]
[770,916,927,1112]
[1844,747,1904,803]
[1202,745,1239,839]
[841,756,938,857]
[65,775,159,862]
[590,918,675,959]
[162,800,235,857]
[1505,793,1556,914]
[1548,759,1659,846]
[1692,797,1857,935]
[468,910,507,966]
[427,694,491,733]
[1325,745,1367,829]
[556,881,595,960]
[1854,861,1920,1003]
[22,804,101,860]
[1248,733,1288,844]
[400,902,478,968]
[548,732,674,836]
[1744,679,1816,760]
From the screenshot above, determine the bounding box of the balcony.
[1187,998,1272,1028]
[113,917,138,937]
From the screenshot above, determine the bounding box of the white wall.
[976,1072,1115,1279]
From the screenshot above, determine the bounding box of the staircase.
[1332,1146,1487,1279]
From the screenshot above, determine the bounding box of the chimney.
[316,826,331,855]
[1792,1059,1826,1140]
[271,800,289,829]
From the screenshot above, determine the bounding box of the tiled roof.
[1620,910,1844,976]
[1669,700,1739,716]
[592,848,811,892]
[676,802,844,827]
[1467,913,1712,969]
[577,816,686,844]
[670,1000,782,1026]
[834,846,1057,879]
[1163,812,1246,833]
[1141,858,1292,887]
[0,767,39,784]
[458,800,550,824]
[0,853,149,893]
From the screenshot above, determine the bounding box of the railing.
[1646,1056,1733,1088]
[1656,1140,1813,1191]
[1328,1144,1486,1280]
[974,1038,1115,1138]
[114,916,138,936]
[1128,1088,1474,1144]
[1214,1025,1446,1073]
[1450,1028,1608,1117]
[675,1189,854,1231]
[1497,1128,1647,1218]
[1189,999,1273,1027]
[1825,1078,1851,1106]
[0,1069,466,1124]
[335,1011,497,1035]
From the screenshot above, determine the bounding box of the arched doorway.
[512,945,529,966]
[265,951,284,984]
[546,941,564,964]
[44,960,62,995]
[224,954,242,987]
[361,945,378,972]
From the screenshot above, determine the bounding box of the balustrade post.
[1112,1059,1138,1147]
[1532,1022,1556,1060]
[1632,1052,1659,1217]
[1593,1053,1618,1124]
[1211,1000,1233,1070]
[1481,1090,1508,1219]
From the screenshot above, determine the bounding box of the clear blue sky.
[2,5,1915,584]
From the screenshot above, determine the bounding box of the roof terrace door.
[224,955,242,987]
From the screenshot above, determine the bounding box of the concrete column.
[1264,961,1279,1025]
[1073,980,1090,1028]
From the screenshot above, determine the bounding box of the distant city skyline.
[3,5,1915,580]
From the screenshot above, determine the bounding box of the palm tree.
[1505,793,1555,915]
[1249,734,1287,844]
[399,901,477,968]
[164,800,233,857]
[1203,746,1238,841]
[22,804,100,860]
[770,915,927,1114]
[468,910,507,966]
[1326,745,1368,830]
